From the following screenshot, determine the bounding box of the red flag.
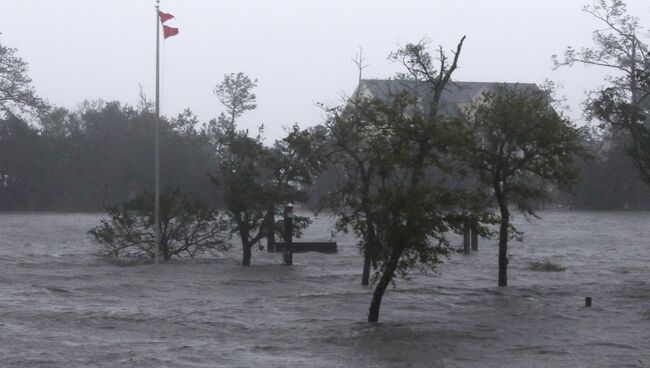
[159,11,175,24]
[163,25,179,39]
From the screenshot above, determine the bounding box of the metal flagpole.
[154,0,161,265]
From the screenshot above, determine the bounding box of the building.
[351,79,539,119]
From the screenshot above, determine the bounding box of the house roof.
[355,79,539,118]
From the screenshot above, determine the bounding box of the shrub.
[89,189,230,261]
[529,260,566,272]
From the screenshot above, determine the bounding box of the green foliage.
[209,73,326,265]
[324,95,487,275]
[210,122,324,264]
[529,261,566,272]
[89,189,230,261]
[321,36,492,321]
[464,85,588,211]
[462,84,587,286]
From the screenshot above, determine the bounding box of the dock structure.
[270,242,338,254]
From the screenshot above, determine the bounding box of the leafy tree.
[211,124,273,266]
[89,189,230,261]
[462,85,587,286]
[210,123,325,266]
[323,37,487,322]
[210,73,323,266]
[553,0,650,182]
[321,100,381,286]
[0,39,45,118]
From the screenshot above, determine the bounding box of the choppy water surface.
[1,211,649,367]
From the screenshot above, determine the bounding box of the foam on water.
[0,211,649,367]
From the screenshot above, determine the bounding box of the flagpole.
[154,0,161,265]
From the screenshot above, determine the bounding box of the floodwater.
[0,211,649,367]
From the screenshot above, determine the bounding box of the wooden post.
[463,221,470,255]
[267,224,275,252]
[267,207,275,252]
[585,297,592,307]
[283,204,293,265]
[471,223,478,252]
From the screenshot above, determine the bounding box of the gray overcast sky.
[1,1,649,139]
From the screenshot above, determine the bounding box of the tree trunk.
[161,239,171,261]
[498,202,509,287]
[266,206,276,252]
[362,253,371,286]
[462,221,471,255]
[471,224,479,252]
[266,226,275,252]
[368,244,403,322]
[241,233,252,266]
[361,219,375,286]
[242,243,252,266]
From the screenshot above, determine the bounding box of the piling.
[471,225,478,251]
[463,222,470,255]
[585,297,592,307]
[283,204,293,265]
[267,226,275,252]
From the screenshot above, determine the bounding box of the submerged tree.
[89,189,230,261]
[462,85,587,286]
[322,99,382,287]
[323,37,488,322]
[209,73,324,266]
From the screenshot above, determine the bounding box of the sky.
[1,0,649,140]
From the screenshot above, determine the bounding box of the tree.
[89,189,230,261]
[553,0,650,182]
[209,73,323,266]
[210,122,323,266]
[213,72,257,127]
[319,47,376,287]
[322,99,382,287]
[211,124,273,266]
[462,85,587,286]
[324,37,485,322]
[0,39,45,118]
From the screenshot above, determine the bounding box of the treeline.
[0,104,218,211]
[566,132,650,210]
[1,102,650,211]
[309,130,650,211]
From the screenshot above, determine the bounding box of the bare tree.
[0,39,45,118]
[213,72,258,127]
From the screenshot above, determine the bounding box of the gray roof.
[355,79,539,118]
